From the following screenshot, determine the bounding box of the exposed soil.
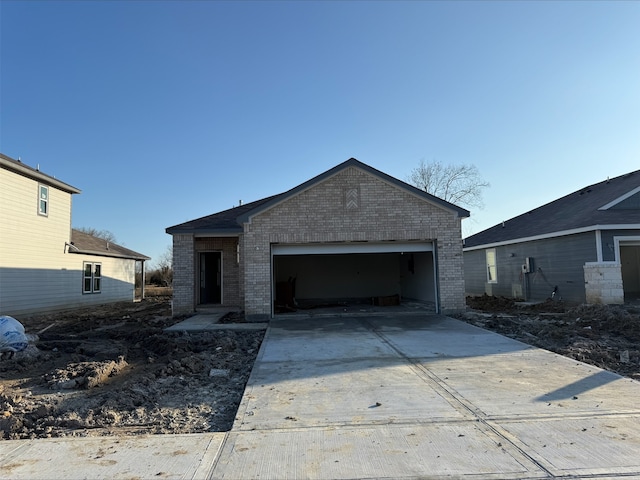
[0,298,264,440]
[456,295,640,380]
[3,295,638,441]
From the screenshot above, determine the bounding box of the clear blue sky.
[1,1,639,265]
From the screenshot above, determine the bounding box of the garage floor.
[275,299,436,318]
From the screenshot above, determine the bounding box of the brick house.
[166,158,469,320]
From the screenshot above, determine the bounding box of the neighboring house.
[463,169,640,305]
[166,158,470,320]
[0,153,149,316]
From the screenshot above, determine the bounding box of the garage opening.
[620,244,640,301]
[272,242,437,315]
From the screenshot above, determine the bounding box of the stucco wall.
[242,166,465,318]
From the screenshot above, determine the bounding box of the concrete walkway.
[164,308,268,332]
[2,314,640,479]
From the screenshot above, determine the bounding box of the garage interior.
[272,243,437,315]
[621,244,640,301]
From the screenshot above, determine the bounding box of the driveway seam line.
[362,318,556,478]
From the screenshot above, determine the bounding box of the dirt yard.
[2,295,639,441]
[0,298,264,440]
[456,295,640,381]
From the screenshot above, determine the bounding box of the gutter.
[463,224,640,252]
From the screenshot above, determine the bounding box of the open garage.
[272,242,437,314]
[168,158,469,319]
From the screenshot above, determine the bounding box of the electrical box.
[522,257,533,274]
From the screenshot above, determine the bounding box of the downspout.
[64,242,80,253]
[140,260,146,300]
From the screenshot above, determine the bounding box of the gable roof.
[166,158,470,235]
[1,153,81,194]
[70,229,150,261]
[464,169,640,249]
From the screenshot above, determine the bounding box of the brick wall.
[172,234,195,315]
[242,166,466,318]
[195,237,242,306]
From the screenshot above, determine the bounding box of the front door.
[199,252,222,304]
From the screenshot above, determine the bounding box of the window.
[83,262,102,293]
[38,184,49,216]
[486,248,497,283]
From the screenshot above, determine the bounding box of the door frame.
[198,251,223,305]
[270,241,438,316]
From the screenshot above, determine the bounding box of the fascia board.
[166,227,242,235]
[598,186,640,210]
[1,156,81,194]
[463,224,640,252]
[70,250,150,261]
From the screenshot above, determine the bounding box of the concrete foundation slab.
[213,424,545,480]
[0,433,225,480]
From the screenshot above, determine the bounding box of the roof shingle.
[71,229,150,260]
[464,170,640,248]
[166,158,470,235]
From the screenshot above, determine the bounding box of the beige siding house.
[0,153,149,316]
[167,158,469,320]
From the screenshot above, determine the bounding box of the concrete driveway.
[213,314,640,479]
[2,314,639,479]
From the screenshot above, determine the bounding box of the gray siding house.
[166,158,470,319]
[464,169,640,305]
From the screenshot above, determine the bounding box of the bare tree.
[407,159,489,210]
[149,245,173,287]
[75,227,117,243]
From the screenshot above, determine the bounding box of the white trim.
[486,248,497,284]
[82,261,102,294]
[463,224,640,252]
[614,235,640,264]
[271,241,433,255]
[38,184,49,217]
[595,230,603,263]
[598,186,640,210]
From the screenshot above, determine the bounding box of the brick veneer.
[172,234,195,316]
[242,166,465,318]
[172,166,466,318]
[194,237,242,306]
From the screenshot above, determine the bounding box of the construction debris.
[0,298,264,440]
[457,295,640,380]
